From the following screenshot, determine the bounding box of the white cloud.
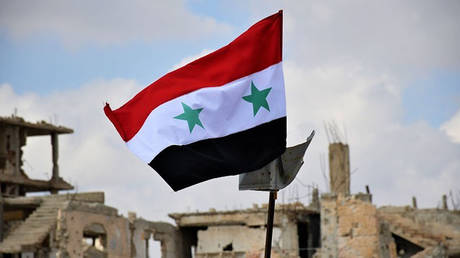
[2,56,458,222]
[441,109,460,143]
[246,0,460,74]
[0,0,232,48]
[282,61,460,208]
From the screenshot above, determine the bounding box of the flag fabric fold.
[105,11,286,191]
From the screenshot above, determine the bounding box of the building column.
[51,133,59,194]
[442,194,448,210]
[51,133,59,180]
[328,143,350,195]
[0,127,7,170]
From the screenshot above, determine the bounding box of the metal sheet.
[239,130,315,191]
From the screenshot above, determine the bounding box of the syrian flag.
[104,11,286,191]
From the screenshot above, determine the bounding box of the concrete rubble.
[1,115,459,258]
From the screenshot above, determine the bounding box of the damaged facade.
[169,202,320,258]
[315,143,460,258]
[168,143,460,258]
[1,115,460,257]
[0,116,183,257]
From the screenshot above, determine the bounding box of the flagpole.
[264,190,277,258]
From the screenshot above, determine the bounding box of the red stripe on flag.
[105,11,282,142]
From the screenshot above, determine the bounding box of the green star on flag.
[174,102,204,133]
[243,81,272,116]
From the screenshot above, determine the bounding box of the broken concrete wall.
[379,206,460,231]
[171,209,267,227]
[0,125,22,177]
[56,202,131,258]
[195,224,298,258]
[318,194,338,257]
[171,206,312,258]
[378,206,460,256]
[132,218,185,258]
[131,219,152,258]
[318,194,396,258]
[196,225,264,256]
[1,192,184,258]
[277,213,300,257]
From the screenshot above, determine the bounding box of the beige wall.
[318,194,396,258]
[197,225,265,254]
[194,211,300,258]
[59,210,131,258]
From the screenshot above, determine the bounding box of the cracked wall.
[56,202,131,258]
[317,194,397,258]
[171,204,319,258]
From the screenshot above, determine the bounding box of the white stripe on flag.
[127,62,286,163]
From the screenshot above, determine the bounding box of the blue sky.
[1,1,458,128]
[1,0,460,224]
[403,70,460,127]
[0,1,253,95]
[0,33,199,93]
[0,29,233,95]
[2,28,458,127]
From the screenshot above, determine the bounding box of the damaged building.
[1,115,460,258]
[316,143,460,258]
[168,200,320,258]
[166,143,460,258]
[0,116,182,257]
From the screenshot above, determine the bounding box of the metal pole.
[0,193,3,243]
[264,191,277,258]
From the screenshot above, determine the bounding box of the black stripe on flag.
[149,117,286,191]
